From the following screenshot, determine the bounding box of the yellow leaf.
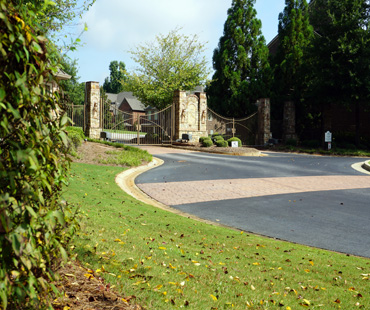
[153,284,163,291]
[251,285,256,291]
[286,307,292,310]
[114,239,121,242]
[303,299,311,305]
[240,231,244,234]
[304,269,310,273]
[122,298,128,303]
[349,287,356,291]
[84,273,93,279]
[159,247,166,250]
[309,260,314,266]
[210,294,218,301]
[163,291,167,296]
[63,307,71,310]
[253,262,260,266]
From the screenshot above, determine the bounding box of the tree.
[274,0,313,101]
[309,0,370,145]
[207,0,270,117]
[103,61,127,94]
[59,57,85,105]
[0,1,78,308]
[14,0,96,34]
[125,28,210,110]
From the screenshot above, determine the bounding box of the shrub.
[301,139,321,148]
[202,138,214,147]
[66,127,85,151]
[216,140,229,147]
[285,138,298,147]
[227,137,242,147]
[0,2,78,308]
[199,136,208,143]
[213,135,224,142]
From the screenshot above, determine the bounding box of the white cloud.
[73,0,285,83]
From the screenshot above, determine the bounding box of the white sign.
[325,131,332,142]
[231,141,238,148]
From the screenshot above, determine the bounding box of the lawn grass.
[63,163,370,309]
[272,146,370,157]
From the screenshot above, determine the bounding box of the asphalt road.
[136,150,370,258]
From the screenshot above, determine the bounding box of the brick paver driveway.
[136,147,370,257]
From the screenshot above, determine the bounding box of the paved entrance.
[134,149,370,257]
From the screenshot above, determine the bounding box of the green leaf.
[0,88,5,101]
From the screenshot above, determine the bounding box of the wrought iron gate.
[102,104,173,145]
[66,103,85,130]
[206,108,258,146]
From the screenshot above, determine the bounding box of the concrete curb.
[362,161,370,173]
[352,161,370,175]
[115,158,241,230]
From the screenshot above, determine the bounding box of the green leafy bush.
[66,127,85,151]
[216,140,229,147]
[0,2,78,308]
[213,135,224,142]
[227,137,242,147]
[285,138,298,147]
[202,138,214,147]
[199,136,208,143]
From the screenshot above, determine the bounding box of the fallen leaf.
[210,294,218,301]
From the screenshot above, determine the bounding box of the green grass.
[273,145,370,157]
[63,163,370,309]
[99,148,152,166]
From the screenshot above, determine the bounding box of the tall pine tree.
[309,0,370,145]
[103,61,127,94]
[274,0,313,102]
[207,0,270,117]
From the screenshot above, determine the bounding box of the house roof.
[106,91,146,112]
[123,97,146,112]
[55,68,71,80]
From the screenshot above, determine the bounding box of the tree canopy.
[103,61,127,94]
[207,0,270,117]
[274,0,313,101]
[59,57,85,105]
[307,0,370,144]
[125,28,210,110]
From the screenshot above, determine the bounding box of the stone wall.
[257,98,271,145]
[283,101,297,141]
[85,81,102,139]
[173,90,207,142]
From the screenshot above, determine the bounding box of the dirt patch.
[72,141,122,166]
[53,261,143,310]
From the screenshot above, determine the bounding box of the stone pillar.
[173,90,207,143]
[85,81,102,139]
[283,101,297,141]
[257,98,271,145]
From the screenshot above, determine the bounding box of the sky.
[67,0,286,85]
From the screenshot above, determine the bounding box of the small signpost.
[231,141,238,148]
[325,131,332,150]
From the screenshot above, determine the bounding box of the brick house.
[106,92,146,125]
